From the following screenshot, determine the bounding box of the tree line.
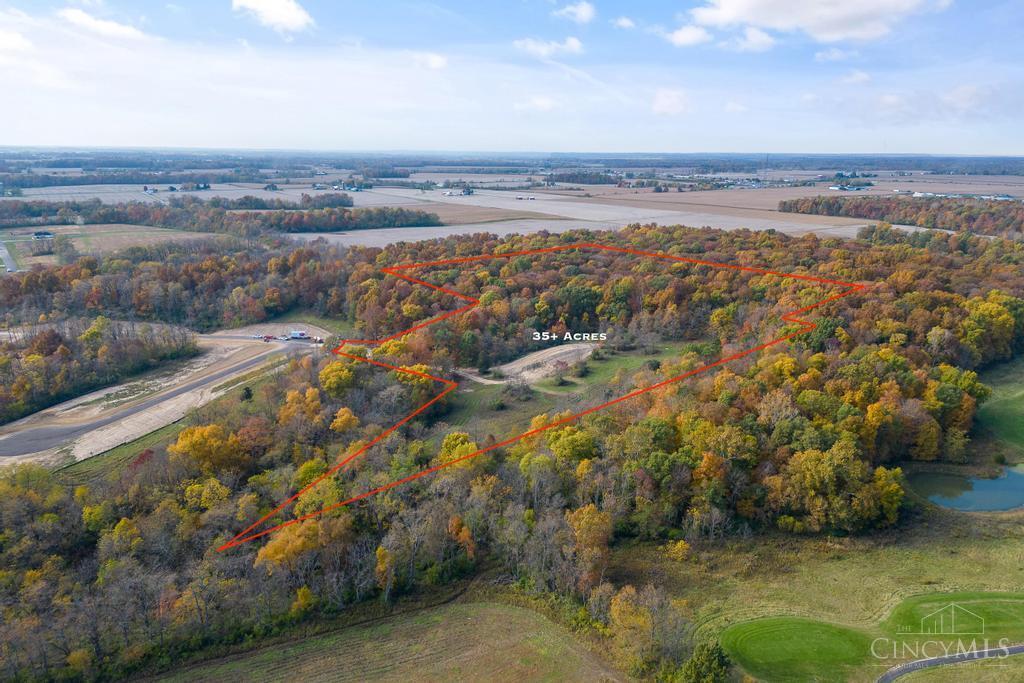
[779,195,1024,240]
[0,317,197,425]
[0,195,441,235]
[1,224,1023,680]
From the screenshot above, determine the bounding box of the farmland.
[151,602,622,683]
[3,223,210,267]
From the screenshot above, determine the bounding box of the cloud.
[552,1,595,25]
[724,101,747,113]
[690,0,945,42]
[613,16,635,29]
[0,28,33,52]
[814,47,857,62]
[514,95,558,112]
[651,88,690,115]
[412,52,447,69]
[841,69,871,84]
[513,36,583,58]
[231,0,313,33]
[663,25,712,47]
[732,26,774,52]
[56,8,148,40]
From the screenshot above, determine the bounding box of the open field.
[976,355,1024,457]
[4,223,210,266]
[722,592,1024,682]
[150,602,623,683]
[608,506,1024,682]
[405,201,562,225]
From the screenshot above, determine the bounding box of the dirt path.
[456,343,597,390]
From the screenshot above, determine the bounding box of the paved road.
[0,242,17,272]
[877,643,1024,682]
[0,348,279,457]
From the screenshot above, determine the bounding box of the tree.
[168,424,250,475]
[676,641,730,683]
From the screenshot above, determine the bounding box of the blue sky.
[1,0,1022,153]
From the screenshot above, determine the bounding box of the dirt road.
[457,343,597,386]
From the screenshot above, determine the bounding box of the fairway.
[720,593,1024,682]
[152,602,622,683]
[977,355,1024,454]
[721,617,873,682]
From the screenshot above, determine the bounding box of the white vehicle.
[288,330,309,340]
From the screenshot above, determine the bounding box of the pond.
[908,465,1024,511]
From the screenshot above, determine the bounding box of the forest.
[0,196,440,236]
[1,223,1024,681]
[0,318,197,425]
[779,195,1024,240]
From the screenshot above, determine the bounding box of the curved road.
[877,644,1024,682]
[0,347,277,457]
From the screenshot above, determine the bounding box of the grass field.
[152,602,623,683]
[721,617,873,682]
[720,593,1024,682]
[977,355,1024,457]
[6,224,209,266]
[608,504,1024,682]
[901,653,1024,681]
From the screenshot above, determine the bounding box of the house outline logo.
[911,603,985,635]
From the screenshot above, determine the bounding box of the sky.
[1,0,1022,154]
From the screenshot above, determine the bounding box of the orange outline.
[218,242,864,551]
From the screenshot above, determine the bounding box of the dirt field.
[407,201,562,225]
[150,602,623,683]
[457,343,597,387]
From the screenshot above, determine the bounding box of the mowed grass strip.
[152,602,623,683]
[977,355,1024,454]
[721,616,873,682]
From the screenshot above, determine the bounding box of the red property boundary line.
[218,242,865,551]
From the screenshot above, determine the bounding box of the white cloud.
[841,69,871,84]
[231,0,313,33]
[613,16,635,29]
[412,52,447,69]
[0,29,33,52]
[814,47,857,62]
[691,0,944,42]
[724,100,747,113]
[553,1,595,25]
[732,26,774,52]
[515,95,558,112]
[56,8,148,40]
[652,88,690,115]
[513,36,583,58]
[663,25,712,47]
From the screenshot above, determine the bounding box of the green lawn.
[721,617,873,682]
[721,593,1024,682]
[152,602,622,683]
[977,355,1024,456]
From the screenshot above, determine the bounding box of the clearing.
[457,343,597,386]
[608,507,1024,682]
[149,602,623,683]
[976,354,1024,456]
[4,223,209,266]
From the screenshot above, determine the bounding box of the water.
[908,465,1024,511]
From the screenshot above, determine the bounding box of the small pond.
[908,465,1024,511]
